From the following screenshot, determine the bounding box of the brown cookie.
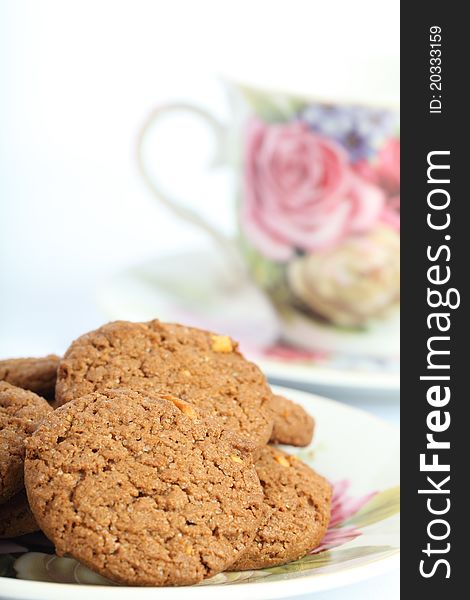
[0,491,39,538]
[55,320,273,445]
[25,388,264,586]
[0,355,60,402]
[268,395,315,447]
[232,446,331,570]
[0,382,52,503]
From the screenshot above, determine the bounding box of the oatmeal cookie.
[0,382,52,503]
[268,395,315,447]
[25,388,264,586]
[232,446,331,570]
[56,321,273,445]
[0,355,60,402]
[0,491,39,538]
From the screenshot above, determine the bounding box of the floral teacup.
[136,83,400,356]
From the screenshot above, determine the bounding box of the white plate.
[96,252,399,396]
[255,355,399,397]
[0,386,399,599]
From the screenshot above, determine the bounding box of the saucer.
[97,251,399,396]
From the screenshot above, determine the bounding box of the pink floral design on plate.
[312,480,377,554]
[261,343,328,363]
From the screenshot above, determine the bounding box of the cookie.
[0,491,39,538]
[55,320,273,445]
[0,382,52,503]
[232,446,331,570]
[25,388,264,586]
[0,355,60,402]
[268,395,315,447]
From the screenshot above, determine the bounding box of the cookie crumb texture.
[268,395,315,447]
[25,389,264,586]
[0,491,38,538]
[0,382,53,503]
[232,446,331,570]
[56,321,273,445]
[0,355,60,402]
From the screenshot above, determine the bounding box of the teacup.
[136,82,400,357]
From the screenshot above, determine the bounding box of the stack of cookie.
[0,320,331,586]
[1,356,58,537]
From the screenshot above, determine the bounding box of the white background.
[0,0,399,357]
[0,2,399,597]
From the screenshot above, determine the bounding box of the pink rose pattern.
[242,113,400,261]
[354,138,400,231]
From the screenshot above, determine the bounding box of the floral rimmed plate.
[0,386,399,599]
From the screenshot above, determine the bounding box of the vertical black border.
[401,1,465,595]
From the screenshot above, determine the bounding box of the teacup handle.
[136,103,246,280]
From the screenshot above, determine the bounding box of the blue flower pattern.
[299,104,398,162]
